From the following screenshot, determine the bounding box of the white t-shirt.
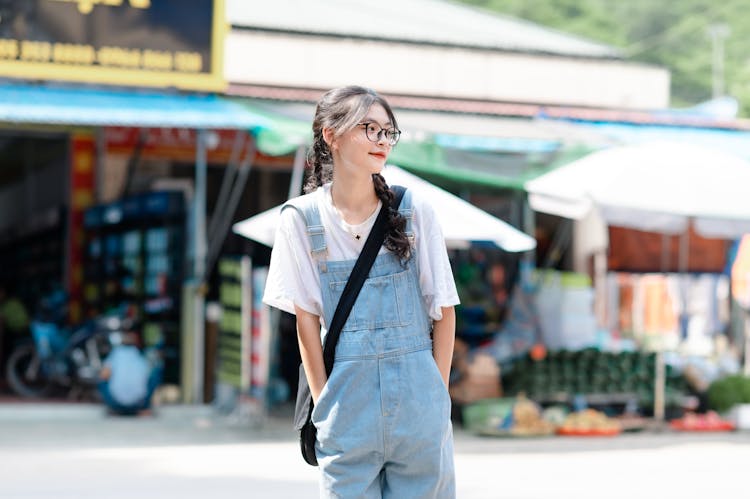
[263,183,459,324]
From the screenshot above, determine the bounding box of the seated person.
[98,332,162,416]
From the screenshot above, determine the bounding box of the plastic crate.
[462,398,515,433]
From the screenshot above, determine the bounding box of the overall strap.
[397,187,414,244]
[281,193,328,265]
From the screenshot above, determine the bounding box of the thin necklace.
[339,213,362,240]
[330,184,373,241]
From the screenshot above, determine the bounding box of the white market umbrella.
[233,165,536,252]
[525,140,750,239]
[526,140,750,417]
[234,205,280,248]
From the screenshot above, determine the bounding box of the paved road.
[1,403,748,498]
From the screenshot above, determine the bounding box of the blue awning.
[571,121,750,159]
[433,134,560,153]
[0,84,270,130]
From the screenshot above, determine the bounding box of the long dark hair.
[305,85,410,259]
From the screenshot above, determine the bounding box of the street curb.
[0,402,215,422]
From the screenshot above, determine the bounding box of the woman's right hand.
[295,305,327,405]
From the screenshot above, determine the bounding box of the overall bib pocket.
[329,269,414,332]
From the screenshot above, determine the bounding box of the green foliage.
[707,375,750,413]
[456,0,750,116]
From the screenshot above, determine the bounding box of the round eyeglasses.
[358,122,401,146]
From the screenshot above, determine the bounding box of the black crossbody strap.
[321,185,406,375]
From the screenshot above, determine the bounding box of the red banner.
[104,127,291,167]
[67,135,96,323]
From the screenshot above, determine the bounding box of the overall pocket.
[329,268,414,331]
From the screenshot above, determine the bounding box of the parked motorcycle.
[5,294,133,399]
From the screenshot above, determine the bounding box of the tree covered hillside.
[457,0,750,115]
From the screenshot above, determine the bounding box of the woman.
[263,85,458,498]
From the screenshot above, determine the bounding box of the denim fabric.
[290,190,455,498]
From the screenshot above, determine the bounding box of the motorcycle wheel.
[6,343,53,398]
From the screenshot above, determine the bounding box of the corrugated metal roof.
[0,84,270,130]
[227,0,621,59]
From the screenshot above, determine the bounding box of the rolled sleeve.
[413,196,460,321]
[262,208,323,317]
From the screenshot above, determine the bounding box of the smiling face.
[328,103,393,180]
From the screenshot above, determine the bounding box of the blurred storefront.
[0,0,274,402]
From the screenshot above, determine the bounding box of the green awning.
[389,141,597,190]
[390,141,534,190]
[231,98,595,190]
[256,120,311,156]
[228,99,311,156]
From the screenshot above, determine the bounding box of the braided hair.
[305,86,410,260]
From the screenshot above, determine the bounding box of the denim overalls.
[284,189,455,498]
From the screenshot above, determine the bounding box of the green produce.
[707,375,750,413]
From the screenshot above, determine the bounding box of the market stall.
[525,140,750,419]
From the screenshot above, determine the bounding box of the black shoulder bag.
[294,185,406,466]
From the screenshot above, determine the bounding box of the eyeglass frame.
[357,122,401,146]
